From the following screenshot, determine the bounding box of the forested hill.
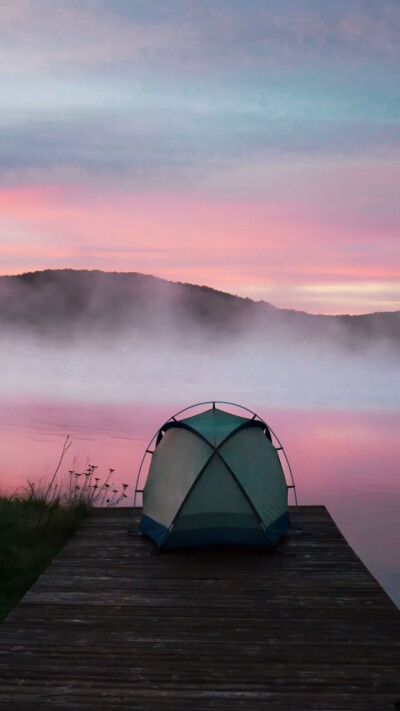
[0,269,399,349]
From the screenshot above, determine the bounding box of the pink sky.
[0,175,398,314]
[1,1,399,315]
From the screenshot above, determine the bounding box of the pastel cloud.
[1,1,399,78]
[1,3,398,193]
[1,76,398,198]
[1,184,399,314]
[0,1,399,314]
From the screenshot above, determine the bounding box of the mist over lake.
[0,270,399,409]
[0,270,399,606]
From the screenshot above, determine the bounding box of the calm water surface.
[0,400,399,607]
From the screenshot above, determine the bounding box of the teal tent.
[135,403,294,549]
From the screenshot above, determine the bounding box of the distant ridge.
[0,269,399,347]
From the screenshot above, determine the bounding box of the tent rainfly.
[135,403,294,549]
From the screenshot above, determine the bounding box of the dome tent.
[134,402,296,549]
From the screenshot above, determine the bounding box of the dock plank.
[0,506,399,710]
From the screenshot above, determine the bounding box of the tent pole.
[131,430,159,534]
[269,427,300,531]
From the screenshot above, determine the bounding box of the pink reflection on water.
[0,400,399,606]
[0,400,176,496]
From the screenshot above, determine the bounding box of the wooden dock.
[0,506,399,710]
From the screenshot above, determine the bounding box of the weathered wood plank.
[0,506,399,710]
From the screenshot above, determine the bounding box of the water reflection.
[0,400,399,606]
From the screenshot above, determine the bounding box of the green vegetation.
[0,435,129,623]
[0,497,87,623]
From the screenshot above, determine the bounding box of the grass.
[0,435,129,623]
[0,497,87,623]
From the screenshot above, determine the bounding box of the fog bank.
[0,270,398,411]
[1,329,398,411]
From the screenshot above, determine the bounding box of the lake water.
[0,399,399,607]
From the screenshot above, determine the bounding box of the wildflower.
[122,494,127,498]
[106,499,110,503]
[92,485,98,489]
[109,468,115,473]
[74,485,80,490]
[122,483,128,489]
[68,470,74,475]
[104,484,110,488]
[94,477,100,482]
[113,489,118,493]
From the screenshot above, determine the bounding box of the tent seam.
[159,422,267,547]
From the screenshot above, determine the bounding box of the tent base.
[139,512,290,549]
